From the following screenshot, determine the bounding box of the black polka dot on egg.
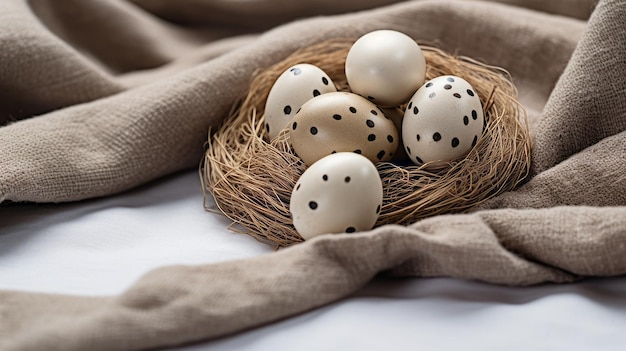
[447,77,455,82]
[265,123,270,133]
[444,84,452,90]
[296,184,301,190]
[408,101,413,109]
[367,96,375,101]
[292,122,297,130]
[333,114,342,120]
[290,67,301,75]
[472,110,478,120]
[354,150,361,154]
[416,156,423,164]
[346,227,356,233]
[368,134,376,142]
[345,176,351,183]
[416,134,421,141]
[426,82,433,88]
[366,120,375,128]
[331,150,337,154]
[377,150,385,160]
[463,116,469,126]
[387,135,394,143]
[472,135,478,147]
[433,132,441,141]
[322,77,329,85]
[467,89,475,96]
[376,204,381,214]
[349,106,357,113]
[451,137,460,148]
[322,174,328,181]
[313,89,320,97]
[283,105,291,115]
[296,108,301,114]
[310,126,318,135]
[371,109,378,115]
[309,201,318,210]
[453,93,461,98]
[413,106,419,115]
[406,146,411,155]
[429,92,436,98]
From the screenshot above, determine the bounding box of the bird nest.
[201,37,531,248]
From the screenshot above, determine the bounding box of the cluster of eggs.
[264,30,485,240]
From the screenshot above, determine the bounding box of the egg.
[264,63,337,140]
[290,152,383,240]
[402,75,484,167]
[289,92,399,166]
[345,30,426,107]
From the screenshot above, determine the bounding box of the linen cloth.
[1,0,625,350]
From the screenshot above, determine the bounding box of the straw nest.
[201,37,531,247]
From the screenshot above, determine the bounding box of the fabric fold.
[531,0,626,174]
[0,0,586,203]
[3,204,625,350]
[0,0,123,123]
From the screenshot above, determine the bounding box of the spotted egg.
[345,30,426,107]
[264,63,337,140]
[289,92,399,166]
[290,152,383,240]
[402,75,484,167]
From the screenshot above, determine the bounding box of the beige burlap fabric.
[1,0,625,350]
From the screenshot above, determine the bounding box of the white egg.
[402,75,484,167]
[290,152,383,240]
[345,30,426,107]
[264,63,337,140]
